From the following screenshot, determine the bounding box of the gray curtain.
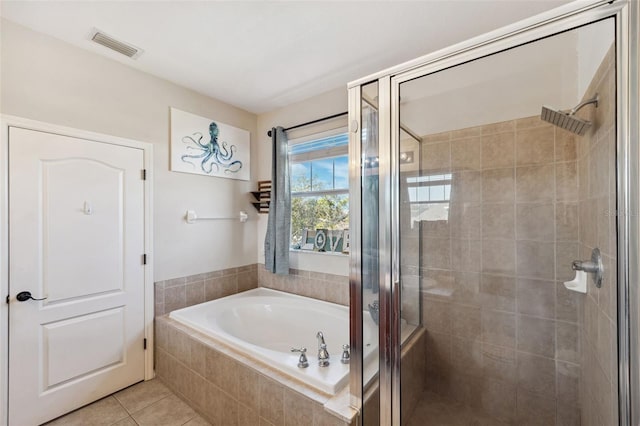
[264,126,290,275]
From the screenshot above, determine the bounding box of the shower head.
[540,106,592,136]
[540,94,599,136]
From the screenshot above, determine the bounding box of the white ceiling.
[1,0,572,114]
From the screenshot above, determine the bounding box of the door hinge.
[143,338,147,350]
[142,169,147,180]
[143,254,147,265]
[5,295,9,304]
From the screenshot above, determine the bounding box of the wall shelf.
[251,180,271,214]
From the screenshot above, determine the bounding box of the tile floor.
[406,391,508,426]
[44,379,210,426]
[44,379,507,426]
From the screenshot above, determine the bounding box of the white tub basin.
[170,288,379,394]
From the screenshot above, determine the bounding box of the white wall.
[577,19,615,99]
[400,28,580,136]
[400,19,615,138]
[0,19,258,281]
[256,87,349,276]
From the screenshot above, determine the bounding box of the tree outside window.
[289,134,349,248]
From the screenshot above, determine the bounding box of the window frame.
[288,128,350,252]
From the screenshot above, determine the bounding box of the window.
[405,173,451,227]
[289,132,349,249]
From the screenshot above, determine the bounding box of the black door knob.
[16,291,47,302]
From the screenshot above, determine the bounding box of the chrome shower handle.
[572,260,599,273]
[571,247,603,288]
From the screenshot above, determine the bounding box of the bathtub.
[170,287,383,394]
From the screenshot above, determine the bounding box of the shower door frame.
[348,0,639,425]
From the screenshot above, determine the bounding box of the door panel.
[44,159,125,302]
[9,127,145,426]
[44,307,125,388]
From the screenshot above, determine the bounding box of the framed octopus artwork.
[170,107,250,181]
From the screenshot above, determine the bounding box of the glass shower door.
[350,80,382,426]
[395,18,618,426]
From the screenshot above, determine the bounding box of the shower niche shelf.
[251,180,271,214]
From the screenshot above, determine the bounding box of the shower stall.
[348,1,639,425]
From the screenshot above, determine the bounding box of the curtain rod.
[266,104,421,144]
[266,111,348,137]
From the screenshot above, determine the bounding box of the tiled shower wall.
[154,264,258,316]
[416,113,584,424]
[578,45,618,426]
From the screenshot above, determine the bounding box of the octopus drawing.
[180,122,243,174]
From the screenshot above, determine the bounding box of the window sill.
[289,249,349,257]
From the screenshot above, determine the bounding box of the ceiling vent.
[90,29,143,59]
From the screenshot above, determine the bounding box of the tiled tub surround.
[577,45,618,426]
[155,314,357,426]
[258,266,350,306]
[157,309,426,426]
[154,264,258,316]
[153,263,359,424]
[415,113,585,424]
[168,288,377,395]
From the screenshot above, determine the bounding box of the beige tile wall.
[155,262,347,317]
[400,330,427,425]
[360,331,427,426]
[416,113,584,424]
[155,315,355,426]
[577,45,618,426]
[154,264,258,316]
[258,266,349,306]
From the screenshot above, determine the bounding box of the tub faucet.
[341,344,351,364]
[316,331,330,367]
[291,347,309,368]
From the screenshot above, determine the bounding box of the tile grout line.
[111,393,131,415]
[109,396,132,426]
[179,412,199,426]
[128,393,173,423]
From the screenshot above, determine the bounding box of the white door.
[8,127,146,426]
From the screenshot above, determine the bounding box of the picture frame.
[170,107,250,181]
